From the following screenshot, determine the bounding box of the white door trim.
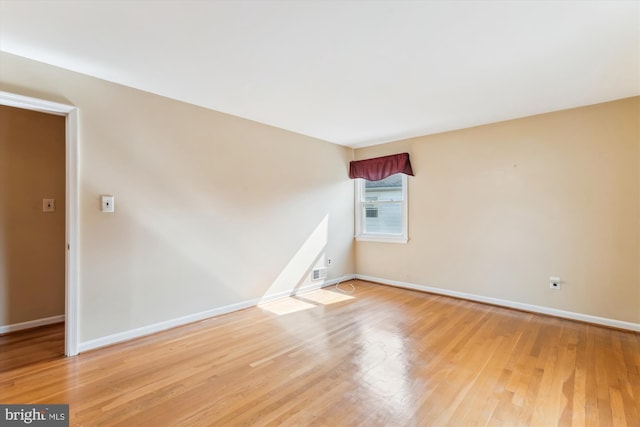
[0,91,80,356]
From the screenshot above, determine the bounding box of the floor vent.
[312,267,328,281]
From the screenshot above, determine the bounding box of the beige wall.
[0,105,66,325]
[355,97,640,324]
[1,49,637,343]
[0,52,355,342]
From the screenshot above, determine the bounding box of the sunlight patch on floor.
[259,288,355,316]
[300,289,354,305]
[258,297,317,315]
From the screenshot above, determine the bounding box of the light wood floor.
[1,281,639,426]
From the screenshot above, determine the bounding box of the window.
[355,173,408,243]
[349,152,413,243]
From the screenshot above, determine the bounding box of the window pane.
[356,173,407,242]
[363,202,402,234]
[364,174,403,202]
[365,205,378,218]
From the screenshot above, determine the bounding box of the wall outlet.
[327,258,332,266]
[549,276,561,289]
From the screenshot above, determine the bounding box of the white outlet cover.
[101,195,115,213]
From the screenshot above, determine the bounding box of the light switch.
[43,198,55,212]
[101,195,115,213]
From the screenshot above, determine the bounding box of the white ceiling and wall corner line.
[0,1,637,147]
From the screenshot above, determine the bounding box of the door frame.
[0,91,79,356]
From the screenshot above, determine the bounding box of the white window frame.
[355,174,408,243]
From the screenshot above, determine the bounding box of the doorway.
[0,91,79,356]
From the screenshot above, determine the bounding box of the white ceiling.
[1,1,638,148]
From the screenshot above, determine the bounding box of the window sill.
[355,234,408,244]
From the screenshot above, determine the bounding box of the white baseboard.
[78,274,356,353]
[356,274,640,332]
[0,315,65,335]
[79,272,636,353]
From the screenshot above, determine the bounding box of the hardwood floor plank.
[1,281,638,426]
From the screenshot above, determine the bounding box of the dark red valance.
[349,153,414,181]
